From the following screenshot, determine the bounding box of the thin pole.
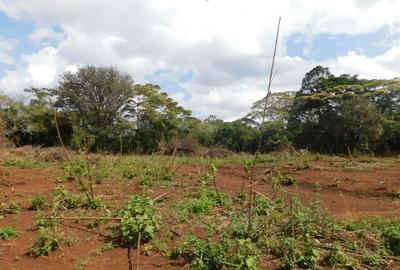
[251,17,281,179]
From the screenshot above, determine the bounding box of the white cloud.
[327,50,400,79]
[0,36,18,64]
[0,46,60,98]
[29,27,65,45]
[0,0,399,119]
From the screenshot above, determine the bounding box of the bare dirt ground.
[0,158,399,269]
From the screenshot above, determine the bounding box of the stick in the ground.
[136,231,141,270]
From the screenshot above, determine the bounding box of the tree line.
[0,65,399,155]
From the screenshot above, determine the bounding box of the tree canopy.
[0,65,399,155]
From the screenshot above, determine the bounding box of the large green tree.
[289,66,399,153]
[54,66,136,147]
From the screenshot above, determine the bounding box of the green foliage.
[324,245,350,267]
[187,234,229,270]
[53,186,82,210]
[271,237,318,270]
[119,195,160,247]
[0,227,19,240]
[94,242,114,256]
[37,218,58,230]
[231,239,260,270]
[382,223,400,255]
[393,190,400,199]
[29,228,62,257]
[101,242,114,252]
[83,197,103,210]
[29,195,47,210]
[172,234,260,270]
[173,188,231,219]
[289,66,400,154]
[2,65,399,154]
[139,163,175,186]
[229,213,264,241]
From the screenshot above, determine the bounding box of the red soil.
[0,160,399,269]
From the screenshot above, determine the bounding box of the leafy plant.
[29,228,62,257]
[382,223,400,255]
[119,195,160,246]
[231,238,260,270]
[53,186,82,210]
[324,245,351,267]
[29,195,46,210]
[186,234,229,270]
[83,197,103,209]
[0,227,19,240]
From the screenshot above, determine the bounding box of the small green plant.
[83,197,103,209]
[393,190,400,199]
[138,163,175,186]
[382,223,400,255]
[101,242,114,252]
[187,234,229,270]
[173,188,231,219]
[29,228,62,257]
[37,218,58,230]
[231,238,260,270]
[324,245,350,267]
[282,175,297,186]
[29,195,46,210]
[119,195,160,246]
[0,227,19,240]
[51,186,82,213]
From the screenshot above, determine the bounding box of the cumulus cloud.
[0,46,60,98]
[0,0,399,119]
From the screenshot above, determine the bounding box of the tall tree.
[54,66,135,144]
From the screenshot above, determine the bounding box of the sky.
[0,0,399,120]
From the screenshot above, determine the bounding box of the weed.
[187,234,229,270]
[393,190,400,199]
[102,242,114,252]
[83,197,103,209]
[282,175,297,186]
[119,195,160,246]
[0,227,19,240]
[29,195,46,210]
[29,228,62,257]
[37,218,58,230]
[230,238,260,270]
[382,223,400,255]
[173,188,231,219]
[324,245,351,267]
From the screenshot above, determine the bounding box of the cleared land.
[0,147,399,269]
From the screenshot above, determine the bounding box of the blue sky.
[0,11,64,76]
[286,25,399,61]
[0,0,399,120]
